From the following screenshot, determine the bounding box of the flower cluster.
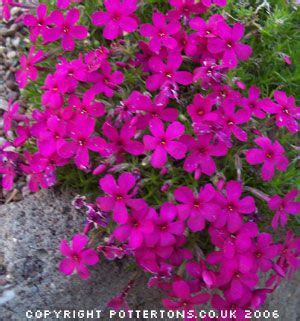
[1,0,299,318]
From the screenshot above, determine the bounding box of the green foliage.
[22,0,300,232]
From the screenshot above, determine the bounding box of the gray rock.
[0,190,162,321]
[0,190,299,321]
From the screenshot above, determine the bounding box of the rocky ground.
[0,189,299,321]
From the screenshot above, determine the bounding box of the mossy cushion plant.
[1,0,299,318]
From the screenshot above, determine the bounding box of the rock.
[0,190,162,321]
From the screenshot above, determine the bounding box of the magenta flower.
[97,172,147,224]
[1,0,12,21]
[214,181,256,233]
[143,118,187,168]
[134,94,178,128]
[57,0,81,9]
[268,190,300,229]
[102,121,144,161]
[87,62,124,98]
[246,136,289,181]
[140,11,181,53]
[113,207,154,249]
[59,234,99,279]
[219,260,259,300]
[146,52,193,92]
[219,101,251,142]
[3,101,27,133]
[263,91,299,133]
[146,203,185,247]
[21,152,57,192]
[0,144,18,190]
[241,86,266,119]
[23,4,49,42]
[174,184,219,231]
[84,46,110,72]
[68,92,106,118]
[187,94,218,124]
[253,233,281,272]
[208,22,252,68]
[182,134,228,178]
[163,280,210,311]
[202,0,227,7]
[91,0,138,40]
[209,222,258,260]
[43,8,88,51]
[168,0,205,19]
[16,47,44,88]
[36,115,67,157]
[41,74,70,108]
[57,115,107,169]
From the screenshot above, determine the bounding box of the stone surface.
[0,189,299,321]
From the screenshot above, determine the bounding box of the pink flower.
[174,184,219,231]
[246,136,289,181]
[168,0,205,19]
[16,47,44,88]
[241,86,266,119]
[41,74,70,109]
[59,234,99,279]
[84,46,110,72]
[36,115,67,157]
[87,62,124,98]
[219,259,259,300]
[3,101,27,133]
[213,181,256,233]
[102,121,144,161]
[1,0,12,21]
[208,22,252,68]
[187,94,218,124]
[253,233,281,272]
[0,144,18,190]
[209,222,258,260]
[57,115,107,169]
[134,94,178,128]
[23,4,50,42]
[263,91,299,133]
[68,92,106,118]
[21,152,57,192]
[163,280,210,311]
[146,203,185,247]
[57,0,81,9]
[43,8,88,51]
[219,101,251,142]
[146,52,193,92]
[143,118,187,168]
[113,207,154,249]
[202,0,227,7]
[140,11,181,53]
[268,190,300,229]
[182,134,228,178]
[91,0,138,40]
[97,172,147,224]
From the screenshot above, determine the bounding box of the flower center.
[282,108,289,114]
[266,151,273,159]
[161,139,167,145]
[160,223,168,231]
[227,204,235,212]
[256,252,262,258]
[227,120,234,126]
[63,25,70,33]
[197,109,204,116]
[226,41,233,48]
[165,72,173,79]
[72,254,79,261]
[116,195,123,201]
